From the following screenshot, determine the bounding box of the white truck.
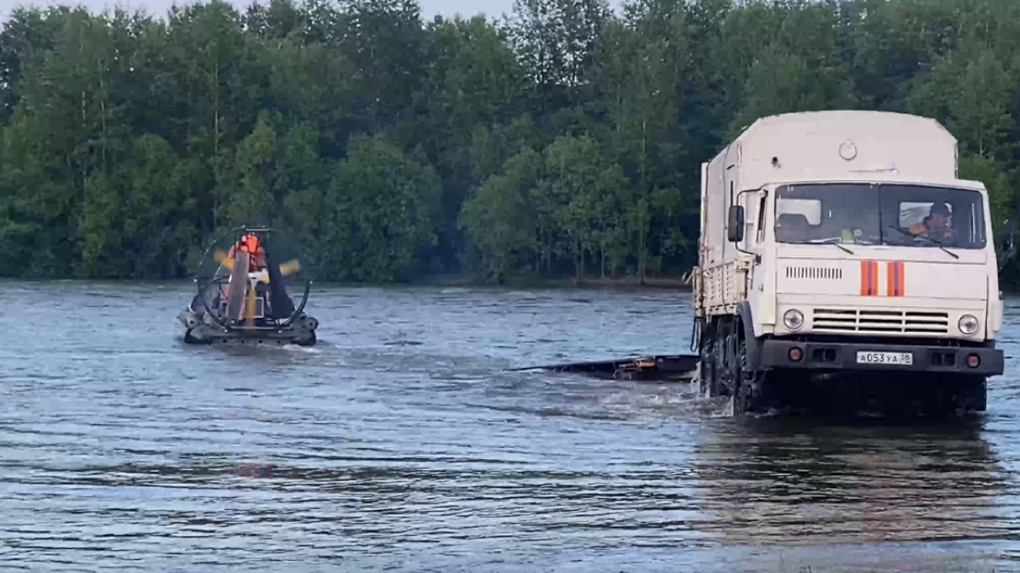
[692,110,1011,414]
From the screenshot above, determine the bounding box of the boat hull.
[178,308,318,346]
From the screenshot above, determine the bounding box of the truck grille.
[812,309,949,334]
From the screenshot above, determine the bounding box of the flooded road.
[2,282,1020,572]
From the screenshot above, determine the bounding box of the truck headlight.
[959,314,979,335]
[783,309,804,331]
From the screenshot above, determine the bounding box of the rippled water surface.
[3,282,1020,572]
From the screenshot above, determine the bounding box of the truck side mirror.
[728,205,745,243]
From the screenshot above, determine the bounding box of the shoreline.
[9,274,1020,296]
[420,275,691,291]
[0,275,693,291]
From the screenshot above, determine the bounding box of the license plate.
[856,351,913,365]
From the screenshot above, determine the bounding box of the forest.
[0,0,1018,283]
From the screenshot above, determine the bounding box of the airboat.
[177,226,318,346]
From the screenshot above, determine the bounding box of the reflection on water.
[1,283,1020,572]
[696,419,1010,544]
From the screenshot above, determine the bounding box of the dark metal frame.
[195,225,312,330]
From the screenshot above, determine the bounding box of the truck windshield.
[775,183,986,250]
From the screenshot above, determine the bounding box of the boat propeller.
[213,249,302,330]
[182,225,318,346]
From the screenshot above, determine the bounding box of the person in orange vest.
[908,202,954,242]
[223,234,269,318]
[228,234,266,269]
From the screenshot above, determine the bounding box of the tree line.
[0,0,1018,283]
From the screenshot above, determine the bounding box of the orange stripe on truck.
[881,258,905,293]
[859,260,880,296]
[883,261,906,297]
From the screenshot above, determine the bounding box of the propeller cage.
[194,226,312,331]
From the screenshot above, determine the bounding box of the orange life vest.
[230,234,266,268]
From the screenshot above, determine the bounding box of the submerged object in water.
[511,354,697,381]
[178,226,319,346]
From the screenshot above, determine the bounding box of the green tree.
[508,0,611,108]
[909,46,1013,160]
[421,16,528,272]
[228,110,279,226]
[460,147,542,281]
[0,7,62,124]
[120,134,198,278]
[5,0,1020,282]
[537,135,625,280]
[325,134,442,282]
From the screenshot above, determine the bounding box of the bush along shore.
[1,0,1019,286]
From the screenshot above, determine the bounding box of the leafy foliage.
[1,0,1019,282]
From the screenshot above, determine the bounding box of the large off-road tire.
[734,337,769,415]
[890,375,987,417]
[720,331,739,398]
[700,316,770,416]
[948,375,987,413]
[710,324,736,401]
[698,324,716,399]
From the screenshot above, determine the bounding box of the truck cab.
[693,111,1008,414]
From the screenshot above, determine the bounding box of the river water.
[2,282,1020,572]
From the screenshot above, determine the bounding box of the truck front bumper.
[760,339,1003,376]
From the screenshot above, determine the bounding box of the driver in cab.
[908,202,954,242]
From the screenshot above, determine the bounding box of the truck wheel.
[735,338,767,414]
[721,331,739,400]
[709,323,731,400]
[698,330,716,399]
[971,378,988,412]
[950,375,987,413]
